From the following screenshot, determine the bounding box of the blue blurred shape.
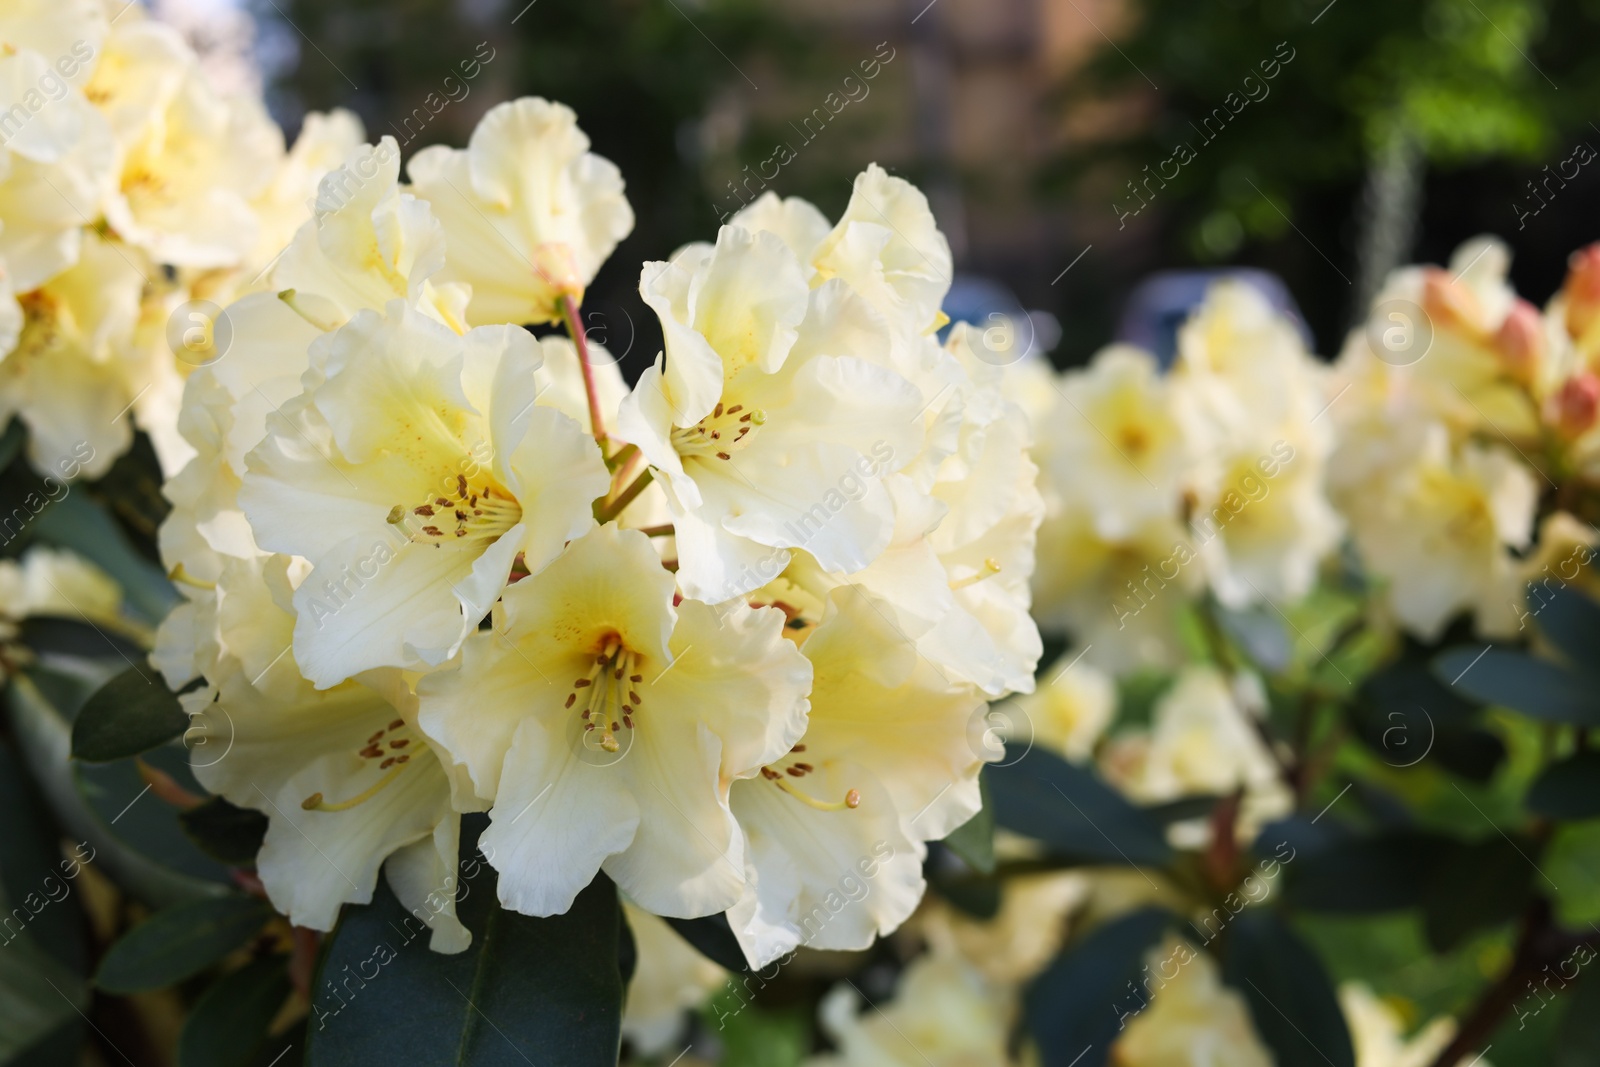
[1117,268,1311,368]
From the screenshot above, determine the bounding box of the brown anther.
[396,755,409,764]
[716,451,731,460]
[380,758,396,769]
[793,762,813,773]
[630,674,642,683]
[423,525,444,537]
[565,693,576,708]
[454,529,467,537]
[792,744,807,752]
[414,505,434,517]
[714,402,724,417]
[623,714,633,728]
[628,691,641,704]
[574,678,592,688]
[435,497,450,507]
[761,767,781,780]
[389,720,404,730]
[455,509,467,521]
[301,793,323,810]
[390,739,410,749]
[726,404,743,414]
[456,475,469,497]
[786,766,805,777]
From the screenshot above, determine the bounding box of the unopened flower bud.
[1562,243,1600,343]
[1550,373,1600,438]
[1493,299,1544,384]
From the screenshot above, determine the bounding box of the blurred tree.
[1048,0,1600,338]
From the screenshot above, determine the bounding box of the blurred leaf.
[1433,648,1600,725]
[1221,908,1355,1067]
[31,489,176,624]
[19,616,144,661]
[1421,837,1534,952]
[705,987,808,1067]
[180,798,269,867]
[941,770,995,875]
[1527,752,1600,820]
[7,670,228,908]
[1141,794,1225,826]
[989,745,1172,867]
[925,844,1001,920]
[1535,586,1600,677]
[306,868,624,1066]
[96,896,273,993]
[71,665,187,763]
[1556,968,1600,1067]
[1428,727,1509,783]
[1023,906,1173,1066]
[0,736,85,972]
[665,911,752,974]
[0,417,24,472]
[178,956,293,1067]
[1545,820,1600,927]
[0,933,85,1063]
[1286,831,1456,912]
[1216,605,1292,673]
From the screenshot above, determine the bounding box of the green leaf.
[1433,648,1600,725]
[305,869,624,1066]
[704,988,808,1067]
[941,769,995,874]
[664,912,751,974]
[1215,604,1292,673]
[1528,752,1600,820]
[0,933,86,1063]
[74,745,232,888]
[0,736,86,972]
[988,745,1172,867]
[95,896,273,993]
[71,665,187,763]
[179,798,269,866]
[1141,794,1224,826]
[1546,820,1600,928]
[1420,837,1534,951]
[1286,831,1456,912]
[31,489,176,624]
[1221,909,1355,1067]
[1022,906,1172,1063]
[1535,585,1600,677]
[178,957,293,1067]
[0,416,25,472]
[1556,967,1600,1067]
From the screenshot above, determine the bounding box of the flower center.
[671,401,765,462]
[301,717,418,812]
[760,744,861,811]
[388,472,522,549]
[565,634,645,754]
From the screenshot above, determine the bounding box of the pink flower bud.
[1562,243,1600,341]
[1550,373,1600,438]
[1493,298,1544,382]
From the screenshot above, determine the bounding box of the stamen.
[300,763,408,812]
[773,777,861,812]
[167,563,216,591]
[949,557,1003,590]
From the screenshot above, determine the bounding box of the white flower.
[1003,655,1115,762]
[1111,937,1274,1067]
[616,224,926,602]
[1340,984,1466,1067]
[805,946,1013,1067]
[727,586,983,967]
[239,300,609,687]
[620,903,727,1056]
[407,97,633,326]
[247,108,366,276]
[416,524,812,919]
[187,553,470,952]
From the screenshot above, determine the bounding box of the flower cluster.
[1022,281,1340,674]
[155,97,1044,966]
[1328,236,1600,641]
[0,2,363,482]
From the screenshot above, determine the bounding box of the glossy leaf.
[71,665,188,763]
[179,797,269,866]
[1535,585,1600,676]
[305,870,624,1066]
[988,745,1171,867]
[0,934,85,1063]
[1023,906,1172,1066]
[1221,908,1354,1067]
[1421,837,1534,951]
[1433,648,1600,725]
[1556,966,1600,1067]
[95,896,273,993]
[665,911,752,974]
[1285,831,1456,912]
[941,769,995,874]
[178,957,293,1067]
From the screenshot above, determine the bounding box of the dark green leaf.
[1286,831,1456,912]
[941,769,995,874]
[19,616,145,661]
[704,988,808,1067]
[1215,604,1292,673]
[0,416,25,472]
[178,957,292,1067]
[306,870,624,1066]
[925,844,1001,919]
[32,488,176,624]
[0,934,85,1062]
[1529,752,1600,820]
[1220,909,1354,1067]
[71,665,187,763]
[1023,906,1172,1065]
[1421,838,1534,951]
[1556,968,1600,1067]
[180,798,269,866]
[1427,727,1508,783]
[988,745,1171,867]
[1433,648,1600,725]
[95,896,273,993]
[665,912,751,974]
[75,745,232,888]
[1141,794,1224,826]
[0,736,86,972]
[1535,585,1600,677]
